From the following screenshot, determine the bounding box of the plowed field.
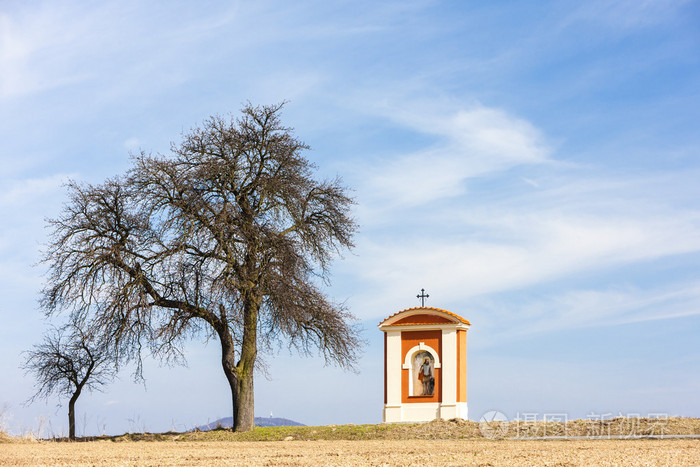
[1,439,699,466]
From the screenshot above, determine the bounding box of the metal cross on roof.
[417,288,429,307]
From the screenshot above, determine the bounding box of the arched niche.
[402,342,441,396]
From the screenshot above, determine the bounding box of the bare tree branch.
[22,324,116,440]
[40,102,362,431]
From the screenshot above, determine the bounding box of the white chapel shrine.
[379,305,470,423]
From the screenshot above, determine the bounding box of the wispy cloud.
[0,5,104,98]
[351,148,700,323]
[0,173,71,276]
[355,210,700,308]
[479,281,700,345]
[0,2,241,101]
[0,174,69,207]
[357,102,551,212]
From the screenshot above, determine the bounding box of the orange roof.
[379,306,471,326]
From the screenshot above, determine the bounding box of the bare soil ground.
[1,439,699,466]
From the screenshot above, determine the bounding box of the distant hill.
[197,417,305,431]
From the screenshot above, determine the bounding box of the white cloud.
[342,90,700,332]
[446,108,549,164]
[355,212,700,309]
[359,103,551,212]
[0,2,240,101]
[351,167,700,322]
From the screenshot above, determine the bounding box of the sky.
[1,0,699,437]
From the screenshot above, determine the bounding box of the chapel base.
[383,402,468,423]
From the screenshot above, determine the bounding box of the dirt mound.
[179,417,700,442]
[76,417,700,443]
[380,418,482,440]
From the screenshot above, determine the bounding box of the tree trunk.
[234,290,258,431]
[218,323,256,432]
[217,288,259,431]
[68,389,81,441]
[219,330,239,429]
[233,368,255,431]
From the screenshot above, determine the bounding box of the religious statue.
[414,352,435,396]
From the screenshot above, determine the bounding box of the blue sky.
[1,0,699,436]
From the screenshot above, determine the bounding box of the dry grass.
[68,417,699,442]
[0,439,698,466]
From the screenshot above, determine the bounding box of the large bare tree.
[22,325,116,440]
[41,103,361,431]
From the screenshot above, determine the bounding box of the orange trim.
[380,307,471,326]
[392,314,454,325]
[457,330,467,402]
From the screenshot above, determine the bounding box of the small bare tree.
[22,325,115,440]
[41,102,361,431]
